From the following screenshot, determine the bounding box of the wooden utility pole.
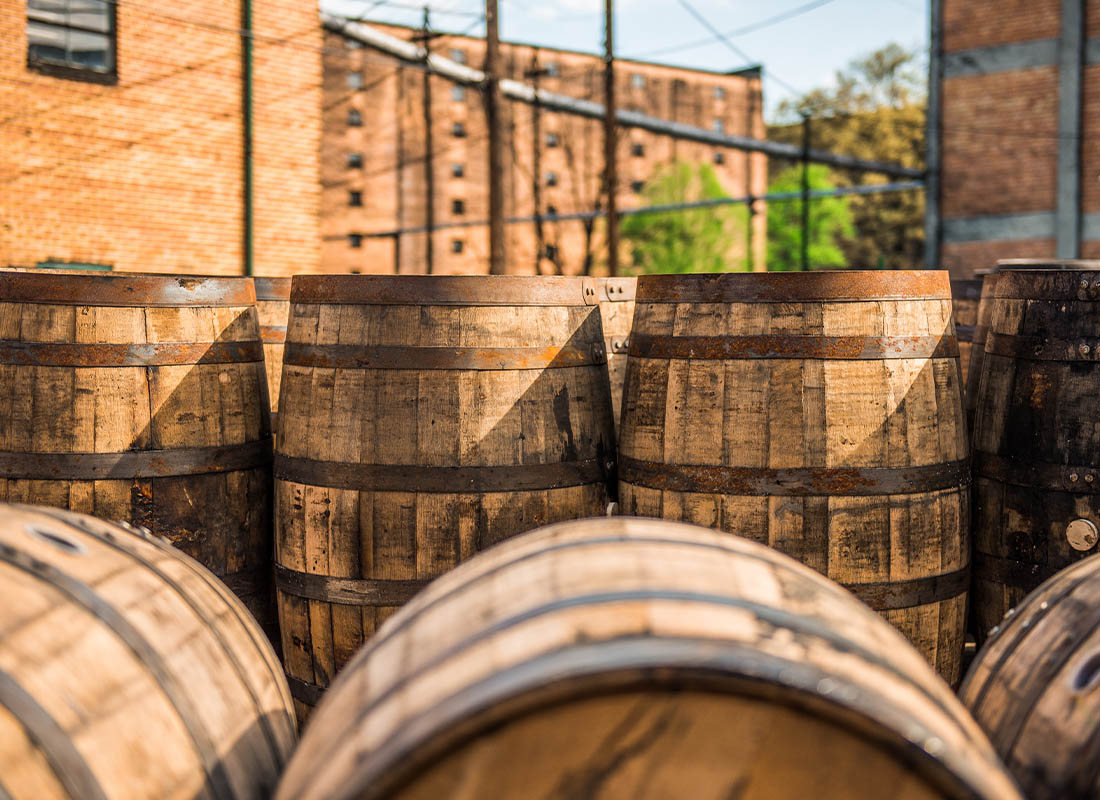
[485,0,506,273]
[421,7,435,273]
[528,53,546,274]
[800,113,811,271]
[603,0,619,276]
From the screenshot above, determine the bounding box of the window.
[546,204,558,216]
[451,239,464,254]
[631,142,644,157]
[546,132,560,148]
[347,152,363,168]
[712,118,725,134]
[453,122,467,137]
[713,151,725,165]
[347,71,364,89]
[631,180,644,193]
[349,191,363,207]
[346,38,363,50]
[545,171,558,187]
[347,108,363,127]
[450,48,466,64]
[713,86,726,100]
[545,61,559,77]
[544,244,559,261]
[451,85,466,102]
[452,199,465,215]
[630,73,644,89]
[452,162,465,178]
[348,234,363,248]
[27,0,116,83]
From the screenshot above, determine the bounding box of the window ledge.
[28,58,117,86]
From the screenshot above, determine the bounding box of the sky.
[321,0,930,122]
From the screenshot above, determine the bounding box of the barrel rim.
[0,270,256,307]
[996,258,1100,271]
[290,275,599,306]
[254,276,293,300]
[991,269,1100,299]
[635,270,951,303]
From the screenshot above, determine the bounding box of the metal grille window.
[713,151,725,165]
[27,0,116,83]
[347,72,364,89]
[453,122,467,137]
[547,204,558,216]
[631,142,644,157]
[452,163,465,178]
[544,244,559,261]
[546,132,560,147]
[712,118,725,134]
[451,239,464,254]
[713,86,726,100]
[348,234,363,248]
[545,171,558,187]
[347,152,363,168]
[349,191,363,207]
[348,108,363,127]
[452,199,465,215]
[631,180,644,193]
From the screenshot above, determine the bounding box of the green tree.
[766,164,854,269]
[621,161,748,274]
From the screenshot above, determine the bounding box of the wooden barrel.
[276,517,1021,800]
[254,277,291,426]
[961,555,1100,799]
[963,272,997,436]
[274,275,615,719]
[971,269,1100,642]
[618,271,969,683]
[596,277,636,436]
[0,503,295,799]
[0,270,275,635]
[950,278,981,390]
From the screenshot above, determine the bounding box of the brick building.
[928,0,1100,272]
[0,0,322,277]
[322,21,768,275]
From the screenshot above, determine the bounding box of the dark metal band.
[0,272,255,307]
[283,341,605,370]
[598,277,636,302]
[636,271,951,303]
[974,451,1100,493]
[286,675,324,707]
[275,564,429,606]
[986,331,1100,362]
[274,455,607,493]
[972,552,1048,590]
[260,326,287,344]
[955,324,975,343]
[0,667,108,800]
[253,276,292,300]
[844,567,969,610]
[628,333,957,361]
[0,542,236,799]
[0,340,262,367]
[618,455,970,496]
[0,439,273,480]
[950,279,983,301]
[291,275,599,306]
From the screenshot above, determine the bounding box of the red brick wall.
[943,0,1060,51]
[940,238,1055,273]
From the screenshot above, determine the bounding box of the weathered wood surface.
[0,270,275,635]
[618,271,969,684]
[274,275,615,720]
[971,270,1100,641]
[276,517,1021,800]
[0,503,295,800]
[961,554,1100,800]
[963,274,997,437]
[597,277,636,437]
[254,277,291,424]
[950,279,981,391]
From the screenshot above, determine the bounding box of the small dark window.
[347,152,363,168]
[545,61,559,77]
[452,199,465,215]
[544,244,559,260]
[452,162,465,178]
[451,85,466,101]
[631,142,644,157]
[546,132,560,148]
[349,191,363,207]
[713,86,726,100]
[27,0,116,83]
[547,204,558,216]
[450,48,467,64]
[545,171,558,187]
[451,239,464,254]
[348,108,363,127]
[631,180,644,193]
[712,118,725,134]
[453,122,467,137]
[713,151,726,165]
[347,72,364,89]
[349,234,363,248]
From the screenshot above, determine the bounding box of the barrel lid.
[637,270,951,303]
[0,270,256,307]
[993,269,1100,300]
[996,259,1100,271]
[254,276,292,300]
[290,275,600,306]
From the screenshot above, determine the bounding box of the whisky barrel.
[254,277,291,427]
[596,277,636,436]
[0,270,275,635]
[950,279,981,389]
[961,555,1100,799]
[618,271,969,683]
[276,517,1021,800]
[963,272,997,436]
[274,275,615,719]
[971,269,1100,642]
[0,503,295,799]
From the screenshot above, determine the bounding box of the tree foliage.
[766,164,855,270]
[621,161,748,274]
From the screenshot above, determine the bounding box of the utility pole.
[485,0,506,273]
[602,0,619,277]
[800,113,810,271]
[420,7,435,273]
[527,53,547,274]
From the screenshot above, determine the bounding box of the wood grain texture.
[0,270,275,637]
[971,270,1100,642]
[961,554,1100,800]
[963,274,997,437]
[275,517,1021,800]
[274,276,615,721]
[597,277,636,438]
[254,277,291,421]
[950,279,981,391]
[0,503,295,800]
[618,271,969,684]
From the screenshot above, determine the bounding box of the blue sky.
[322,0,930,121]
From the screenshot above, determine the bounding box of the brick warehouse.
[927,0,1100,272]
[0,0,322,277]
[322,21,768,275]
